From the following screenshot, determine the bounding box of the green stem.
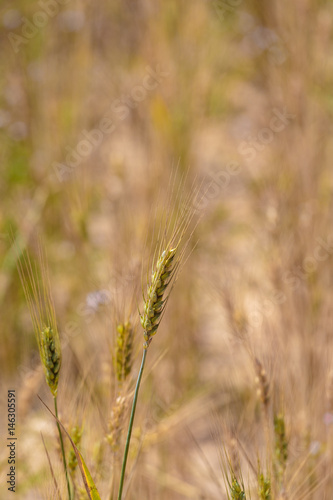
[117,349,147,500]
[54,395,72,500]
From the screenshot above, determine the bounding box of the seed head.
[68,426,83,473]
[230,476,246,500]
[255,358,270,408]
[139,169,199,349]
[40,326,61,396]
[115,321,133,383]
[274,413,288,484]
[107,396,127,452]
[140,247,177,349]
[16,239,62,397]
[258,472,271,500]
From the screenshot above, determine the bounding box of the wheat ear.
[118,244,183,500]
[115,321,134,383]
[117,170,198,500]
[258,469,272,500]
[16,239,71,499]
[255,358,272,469]
[274,413,288,492]
[40,326,61,396]
[140,247,177,348]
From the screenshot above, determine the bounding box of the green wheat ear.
[68,425,83,474]
[140,247,177,349]
[16,237,71,498]
[16,239,62,397]
[116,321,134,382]
[258,471,271,500]
[230,476,246,500]
[41,326,61,396]
[118,171,199,500]
[274,413,288,485]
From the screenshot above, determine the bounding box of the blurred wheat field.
[1,0,333,498]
